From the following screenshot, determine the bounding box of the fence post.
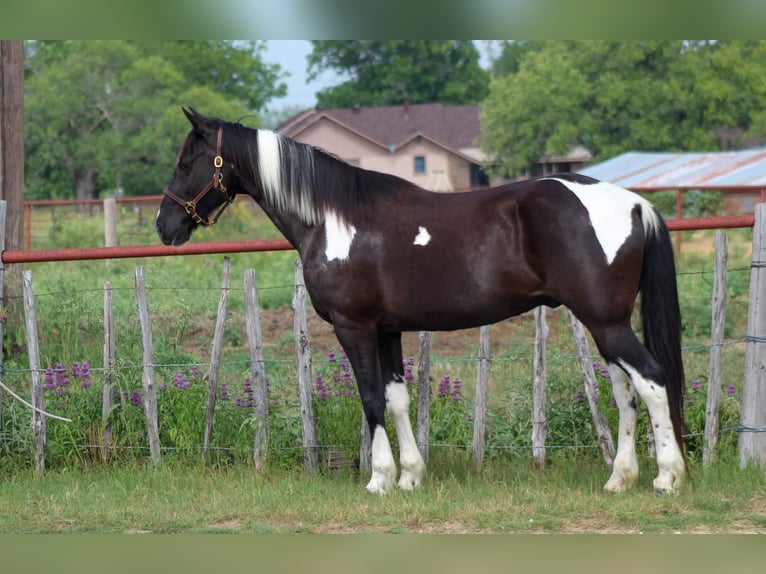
[22,270,45,474]
[293,259,318,471]
[532,306,548,469]
[0,201,6,428]
[134,265,161,464]
[568,311,615,465]
[102,281,115,461]
[104,196,117,248]
[740,204,766,468]
[704,233,728,466]
[416,331,432,461]
[203,257,231,460]
[472,325,490,471]
[244,268,269,470]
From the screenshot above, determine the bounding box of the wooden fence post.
[203,257,231,460]
[103,196,117,248]
[134,265,161,464]
[740,204,766,468]
[22,270,45,474]
[416,331,432,461]
[532,306,548,469]
[244,268,269,470]
[102,281,115,461]
[293,259,318,471]
[568,311,615,465]
[472,325,490,471]
[0,201,6,428]
[704,233,728,465]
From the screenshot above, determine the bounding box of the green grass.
[0,452,763,533]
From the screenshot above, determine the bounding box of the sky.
[262,40,494,111]
[262,40,343,110]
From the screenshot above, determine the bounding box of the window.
[414,156,426,174]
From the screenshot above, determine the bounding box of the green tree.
[24,41,285,200]
[307,40,490,108]
[481,40,766,178]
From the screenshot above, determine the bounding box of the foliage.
[482,40,766,177]
[23,40,286,201]
[307,40,490,108]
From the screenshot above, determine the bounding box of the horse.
[156,108,688,495]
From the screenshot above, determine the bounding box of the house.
[276,102,490,192]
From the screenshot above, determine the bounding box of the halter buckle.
[214,156,223,168]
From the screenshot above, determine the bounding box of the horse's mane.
[220,119,424,225]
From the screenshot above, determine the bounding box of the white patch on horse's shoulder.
[545,178,659,265]
[324,211,357,262]
[413,226,431,246]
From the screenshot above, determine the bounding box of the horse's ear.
[182,107,211,133]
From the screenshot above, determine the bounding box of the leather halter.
[164,126,234,226]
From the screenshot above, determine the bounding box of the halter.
[164,126,234,226]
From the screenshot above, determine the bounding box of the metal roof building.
[578,149,766,190]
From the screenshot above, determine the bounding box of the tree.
[23,41,286,200]
[307,40,490,108]
[481,41,766,178]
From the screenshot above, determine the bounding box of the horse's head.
[156,108,237,246]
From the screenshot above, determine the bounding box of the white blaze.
[413,226,431,246]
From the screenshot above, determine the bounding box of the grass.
[0,451,764,533]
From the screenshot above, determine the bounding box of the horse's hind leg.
[379,331,425,490]
[333,323,396,494]
[603,364,639,492]
[592,326,686,494]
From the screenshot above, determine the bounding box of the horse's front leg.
[333,323,396,494]
[380,331,426,490]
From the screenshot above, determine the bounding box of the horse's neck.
[257,199,316,253]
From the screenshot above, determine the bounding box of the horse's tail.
[639,206,687,467]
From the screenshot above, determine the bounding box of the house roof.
[277,103,485,161]
[578,149,766,189]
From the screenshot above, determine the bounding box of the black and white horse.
[156,109,687,494]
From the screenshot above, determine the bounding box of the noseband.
[164,126,235,226]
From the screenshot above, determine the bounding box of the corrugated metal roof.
[578,150,766,189]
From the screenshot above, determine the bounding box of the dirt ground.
[256,304,545,360]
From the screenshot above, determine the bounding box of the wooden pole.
[740,203,766,468]
[416,330,432,461]
[532,306,548,469]
[0,201,5,427]
[472,325,490,471]
[568,311,615,465]
[102,281,115,461]
[293,259,318,471]
[704,233,728,465]
[244,268,269,470]
[203,257,231,459]
[103,197,117,248]
[134,265,161,464]
[22,270,45,474]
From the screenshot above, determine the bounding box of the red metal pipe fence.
[1,214,754,266]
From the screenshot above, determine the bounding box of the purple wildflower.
[691,378,702,391]
[44,367,56,390]
[174,372,190,390]
[438,375,451,398]
[219,383,229,401]
[327,349,337,363]
[726,384,736,396]
[575,390,585,401]
[451,377,462,401]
